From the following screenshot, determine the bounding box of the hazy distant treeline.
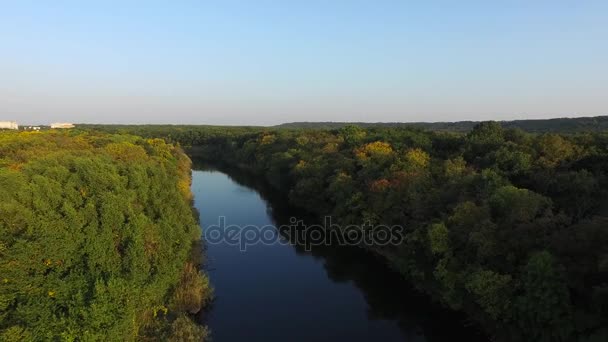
[274,115,608,133]
[79,115,608,135]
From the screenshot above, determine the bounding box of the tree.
[515,251,574,342]
[489,186,551,224]
[536,134,576,168]
[428,223,450,255]
[339,125,366,147]
[466,121,505,158]
[465,269,512,320]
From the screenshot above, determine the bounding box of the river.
[190,166,486,341]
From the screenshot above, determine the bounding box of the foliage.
[171,262,213,314]
[515,251,574,342]
[168,314,209,342]
[0,131,210,341]
[428,223,449,255]
[82,122,608,341]
[465,269,512,320]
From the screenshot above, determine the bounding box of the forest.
[84,122,608,341]
[274,115,608,132]
[0,131,212,341]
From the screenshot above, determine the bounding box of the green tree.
[515,251,574,342]
[465,269,512,320]
[489,186,551,224]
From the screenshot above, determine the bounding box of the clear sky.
[1,1,606,125]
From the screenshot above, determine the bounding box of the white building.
[0,121,19,130]
[50,123,75,129]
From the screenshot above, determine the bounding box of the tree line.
[80,115,608,134]
[273,115,608,133]
[0,131,212,341]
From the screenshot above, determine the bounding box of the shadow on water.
[191,158,487,342]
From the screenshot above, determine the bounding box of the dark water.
[191,166,486,342]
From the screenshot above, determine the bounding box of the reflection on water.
[191,161,486,342]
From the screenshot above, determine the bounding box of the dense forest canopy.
[0,131,211,341]
[86,122,608,341]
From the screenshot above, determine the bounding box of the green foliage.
[169,314,210,342]
[82,122,608,341]
[339,125,366,146]
[515,251,574,342]
[171,262,213,314]
[465,269,512,320]
[0,131,210,340]
[468,121,505,147]
[433,256,464,310]
[535,134,576,168]
[428,223,450,255]
[489,186,551,224]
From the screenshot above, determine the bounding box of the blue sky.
[1,1,606,125]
